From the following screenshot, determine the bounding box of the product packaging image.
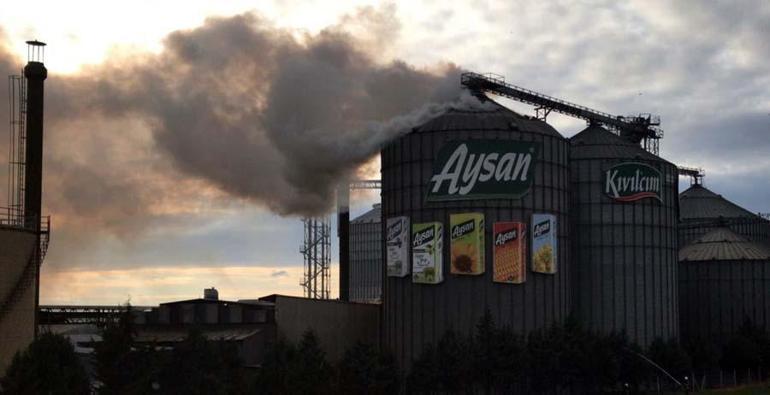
[386,216,410,277]
[450,213,485,275]
[532,213,557,274]
[493,222,526,283]
[412,222,444,284]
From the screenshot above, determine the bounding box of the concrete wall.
[0,228,38,374]
[270,295,380,362]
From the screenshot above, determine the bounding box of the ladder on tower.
[460,72,665,155]
[6,75,27,226]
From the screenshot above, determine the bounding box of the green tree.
[337,342,398,394]
[158,329,244,395]
[1,332,90,395]
[256,337,297,393]
[647,337,692,382]
[288,329,334,394]
[473,309,526,393]
[683,333,720,370]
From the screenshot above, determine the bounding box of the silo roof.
[569,124,665,162]
[679,184,758,220]
[412,98,564,138]
[679,227,770,262]
[351,203,381,224]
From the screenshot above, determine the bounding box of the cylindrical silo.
[381,99,570,368]
[679,227,770,338]
[679,184,770,248]
[571,125,678,346]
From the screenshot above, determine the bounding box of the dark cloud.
[39,10,464,219]
[271,270,289,278]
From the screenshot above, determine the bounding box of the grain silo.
[679,227,770,337]
[349,204,382,303]
[570,124,678,346]
[679,184,770,247]
[381,97,570,368]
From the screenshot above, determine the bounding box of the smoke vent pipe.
[337,181,350,301]
[23,40,47,232]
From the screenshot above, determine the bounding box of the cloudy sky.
[1,1,768,305]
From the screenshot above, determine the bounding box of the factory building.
[349,204,382,303]
[571,125,679,345]
[381,99,571,367]
[0,228,40,373]
[0,41,49,375]
[679,228,770,337]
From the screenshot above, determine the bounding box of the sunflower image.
[452,242,478,273]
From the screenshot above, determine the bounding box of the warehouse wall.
[268,295,380,361]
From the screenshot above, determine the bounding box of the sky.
[0,1,768,305]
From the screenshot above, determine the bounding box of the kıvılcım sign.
[604,162,662,202]
[427,140,540,201]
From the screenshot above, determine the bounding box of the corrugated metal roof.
[679,184,758,220]
[134,327,262,343]
[412,99,564,138]
[351,204,381,224]
[569,124,666,163]
[679,227,770,262]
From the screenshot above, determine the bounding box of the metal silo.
[349,204,382,303]
[679,227,770,337]
[381,99,570,368]
[571,125,678,346]
[679,184,770,248]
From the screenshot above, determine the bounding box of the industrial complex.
[2,40,770,380]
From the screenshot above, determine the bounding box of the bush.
[255,329,334,394]
[337,342,398,394]
[647,338,692,384]
[1,332,90,395]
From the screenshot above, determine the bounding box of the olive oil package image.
[450,213,485,275]
[412,222,443,284]
[531,213,557,274]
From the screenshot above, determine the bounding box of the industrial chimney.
[337,181,350,301]
[23,40,47,232]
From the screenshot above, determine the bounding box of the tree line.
[4,306,770,394]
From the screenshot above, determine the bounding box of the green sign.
[426,140,540,201]
[604,162,662,202]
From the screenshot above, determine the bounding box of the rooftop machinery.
[460,72,664,154]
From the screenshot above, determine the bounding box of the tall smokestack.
[23,40,47,232]
[23,40,46,337]
[337,181,350,301]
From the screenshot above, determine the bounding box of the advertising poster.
[531,214,557,274]
[450,213,485,275]
[493,222,526,283]
[386,216,410,277]
[412,222,444,284]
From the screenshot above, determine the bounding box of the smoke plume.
[33,10,471,219]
